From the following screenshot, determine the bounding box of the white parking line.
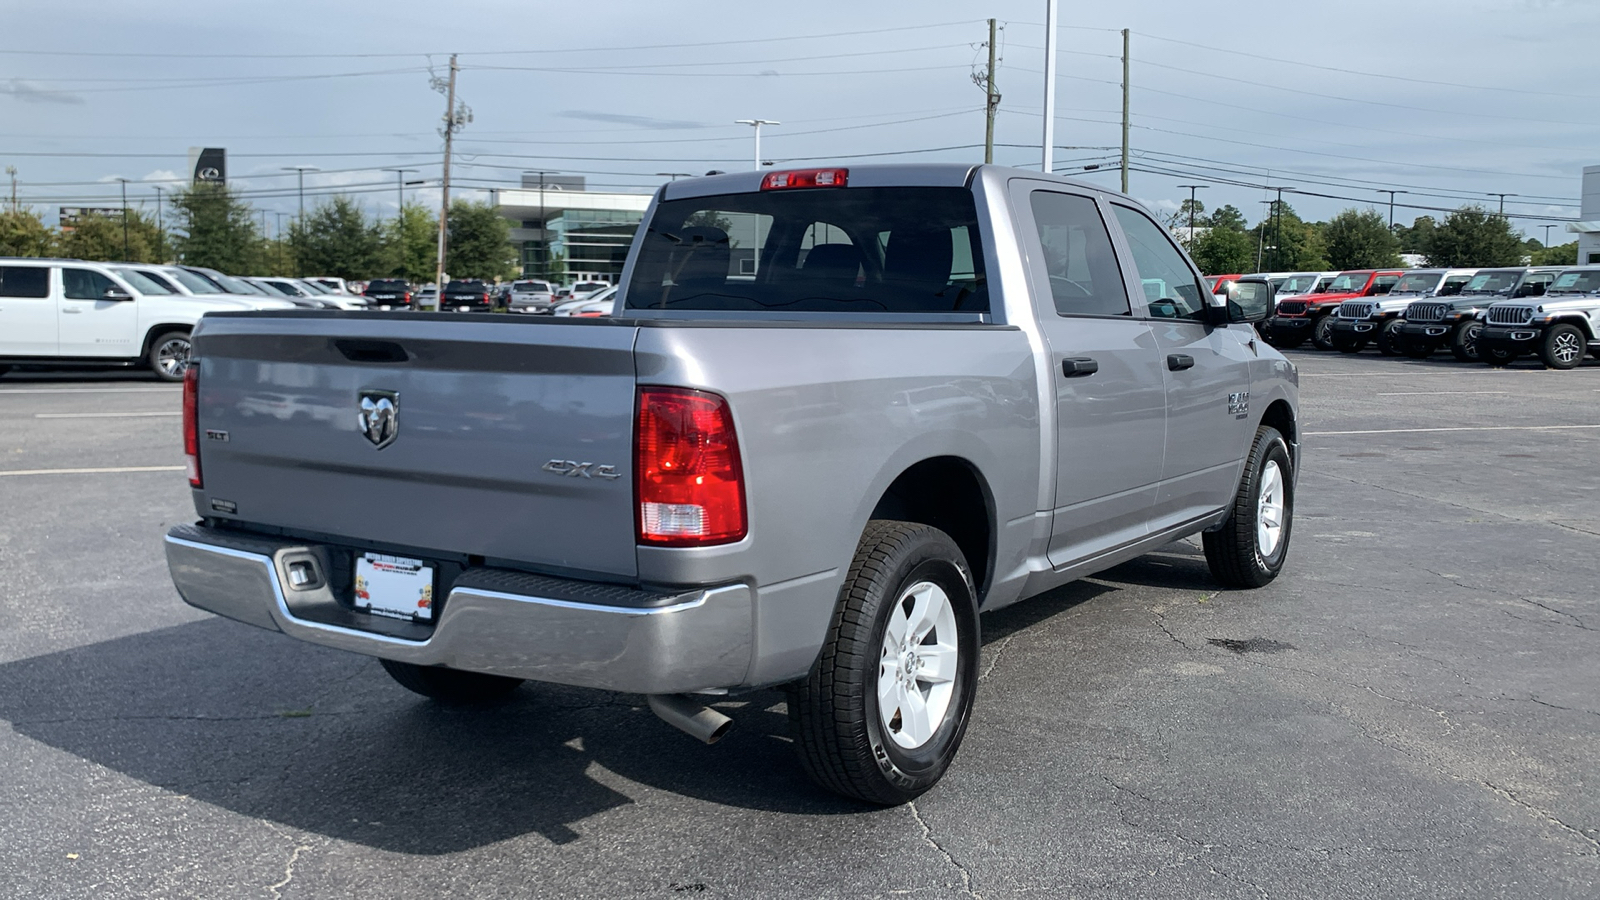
[0,388,178,394]
[34,411,181,419]
[1308,424,1600,436]
[1376,391,1509,396]
[0,465,185,477]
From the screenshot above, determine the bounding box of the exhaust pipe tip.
[647,693,733,745]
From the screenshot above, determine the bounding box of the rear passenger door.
[0,265,59,357]
[1012,183,1167,567]
[1108,204,1255,532]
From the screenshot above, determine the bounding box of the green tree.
[1189,204,1255,274]
[1419,206,1524,267]
[290,195,383,279]
[1530,240,1578,266]
[1323,208,1401,269]
[171,183,264,273]
[384,202,437,282]
[1394,215,1436,255]
[1166,199,1207,250]
[54,209,164,262]
[0,208,54,256]
[1251,202,1327,271]
[446,199,517,280]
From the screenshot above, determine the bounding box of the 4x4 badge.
[358,390,400,449]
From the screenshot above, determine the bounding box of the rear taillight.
[761,168,848,190]
[635,387,746,546]
[182,364,201,487]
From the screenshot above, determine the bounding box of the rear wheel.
[1203,426,1294,588]
[1376,319,1405,356]
[1311,315,1336,351]
[147,330,192,382]
[789,521,979,805]
[1451,320,1482,362]
[379,659,524,704]
[1401,338,1434,359]
[1540,324,1586,370]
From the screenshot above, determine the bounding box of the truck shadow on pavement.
[0,574,1154,852]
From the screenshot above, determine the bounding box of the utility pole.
[1177,184,1207,250]
[4,166,15,213]
[275,212,287,273]
[153,185,165,261]
[983,19,1000,164]
[734,119,779,171]
[1041,0,1058,173]
[281,166,318,276]
[1266,186,1292,271]
[1487,192,1515,217]
[1120,29,1130,193]
[433,54,471,307]
[525,170,555,280]
[382,168,420,220]
[116,178,130,259]
[1376,189,1407,228]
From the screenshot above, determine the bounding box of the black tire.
[146,330,192,382]
[1450,320,1482,362]
[379,658,524,705]
[1483,346,1517,367]
[1311,315,1336,351]
[1376,319,1405,356]
[1332,334,1365,354]
[0,364,10,378]
[789,521,980,805]
[1203,426,1294,589]
[1539,323,1586,370]
[1401,339,1434,360]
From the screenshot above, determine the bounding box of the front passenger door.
[1109,205,1255,533]
[59,268,139,358]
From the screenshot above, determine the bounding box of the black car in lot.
[363,279,414,310]
[442,280,495,312]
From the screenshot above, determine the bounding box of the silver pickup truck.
[165,164,1300,804]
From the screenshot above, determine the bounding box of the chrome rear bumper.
[164,524,754,694]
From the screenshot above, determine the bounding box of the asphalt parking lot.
[1,351,1596,900]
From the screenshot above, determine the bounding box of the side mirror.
[101,288,133,301]
[1213,277,1273,324]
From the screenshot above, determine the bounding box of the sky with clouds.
[2,0,1596,239]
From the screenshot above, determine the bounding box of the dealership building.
[493,175,653,283]
[1574,165,1600,266]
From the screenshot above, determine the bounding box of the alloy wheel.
[877,581,960,750]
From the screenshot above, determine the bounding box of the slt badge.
[358,390,400,449]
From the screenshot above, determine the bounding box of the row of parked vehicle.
[359,278,616,316]
[1216,265,1600,370]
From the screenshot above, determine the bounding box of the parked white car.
[508,279,557,313]
[0,258,294,380]
[551,285,617,316]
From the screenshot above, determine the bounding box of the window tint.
[1110,205,1205,320]
[1028,191,1130,317]
[62,268,117,300]
[1393,272,1442,293]
[1439,275,1472,296]
[168,268,220,294]
[0,265,50,298]
[1372,275,1400,294]
[626,187,987,314]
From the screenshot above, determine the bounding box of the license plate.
[354,553,435,621]
[378,304,392,310]
[458,305,471,312]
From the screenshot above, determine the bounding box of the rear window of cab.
[626,186,987,314]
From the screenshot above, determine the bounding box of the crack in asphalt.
[263,824,313,900]
[978,635,1015,681]
[1422,568,1591,632]
[1481,781,1600,855]
[1309,470,1600,542]
[1151,609,1195,651]
[906,800,979,899]
[1208,863,1270,899]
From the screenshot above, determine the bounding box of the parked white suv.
[0,258,294,381]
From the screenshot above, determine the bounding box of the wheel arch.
[867,455,997,605]
[140,323,194,359]
[1550,316,1596,339]
[1259,397,1297,446]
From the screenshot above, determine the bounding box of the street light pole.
[1266,187,1292,271]
[734,120,779,171]
[1542,224,1557,247]
[1377,189,1408,228]
[1042,0,1058,173]
[153,185,165,261]
[116,177,129,259]
[1487,193,1516,217]
[281,166,319,276]
[1177,184,1207,250]
[382,168,420,219]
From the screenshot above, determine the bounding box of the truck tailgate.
[192,314,640,578]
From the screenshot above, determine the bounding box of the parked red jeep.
[1266,269,1403,350]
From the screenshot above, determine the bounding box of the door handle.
[63,307,83,314]
[1061,357,1099,377]
[1167,353,1195,371]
